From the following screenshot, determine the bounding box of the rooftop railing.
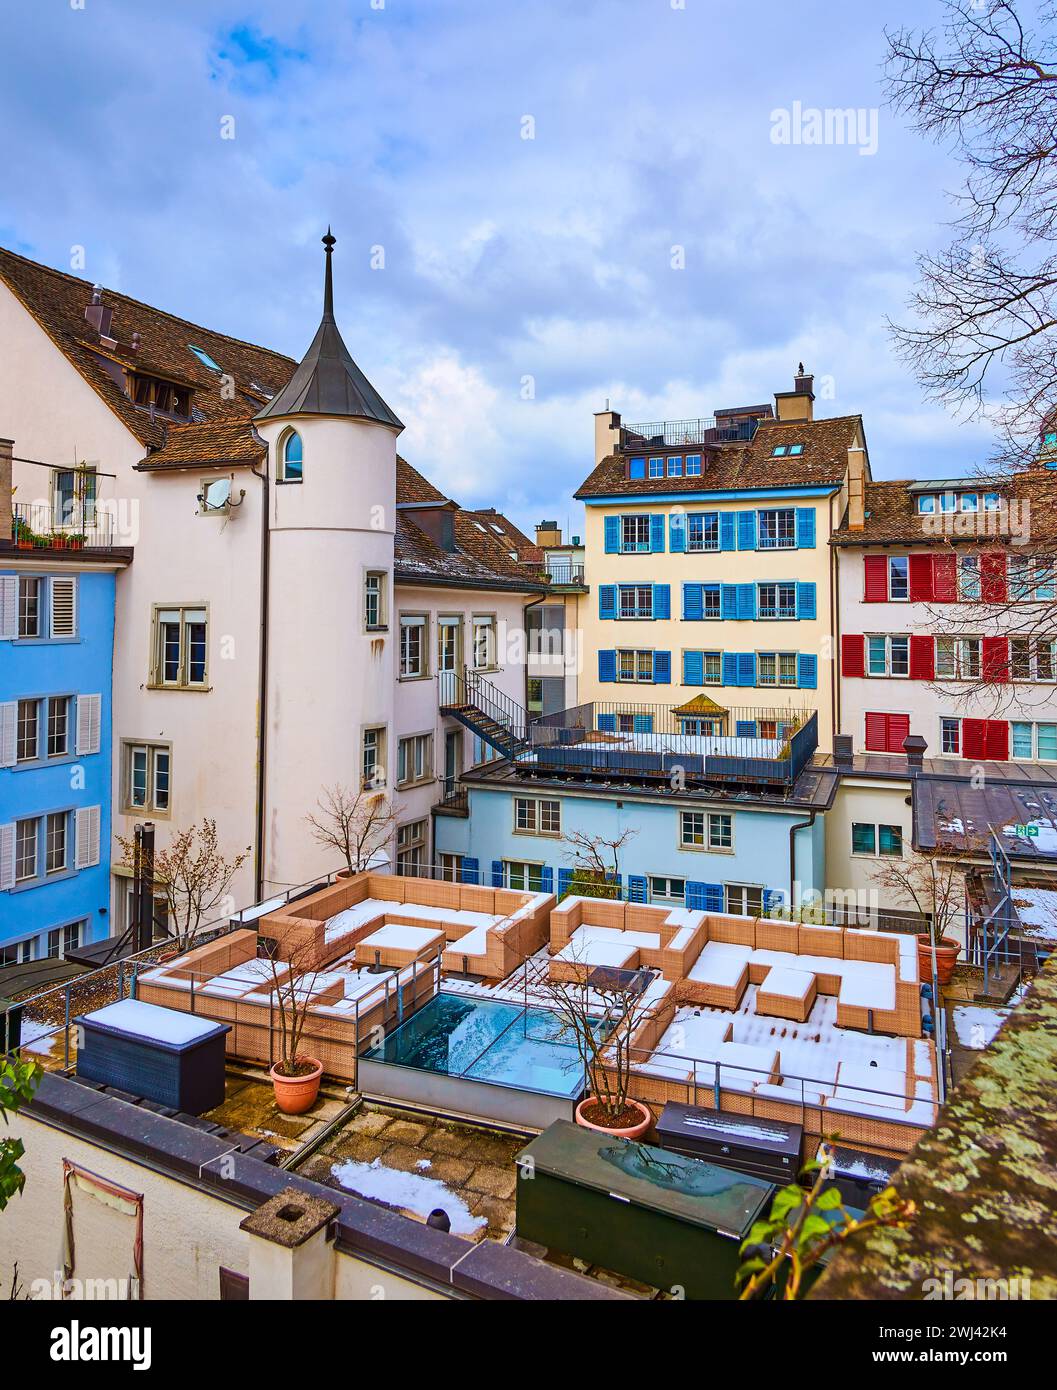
[9,501,117,551]
[620,417,760,449]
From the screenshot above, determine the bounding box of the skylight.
[772,443,804,457]
[188,344,222,372]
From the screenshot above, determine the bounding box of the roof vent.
[832,734,854,768]
[84,285,113,340]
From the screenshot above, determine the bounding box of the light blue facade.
[0,563,117,961]
[435,782,826,912]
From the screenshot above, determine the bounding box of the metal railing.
[621,417,760,449]
[545,561,586,586]
[10,501,117,551]
[438,667,529,760]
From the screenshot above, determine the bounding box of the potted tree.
[266,935,324,1114]
[538,949,655,1138]
[870,846,967,987]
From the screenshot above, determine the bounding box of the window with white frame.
[439,853,465,883]
[758,508,795,549]
[888,557,909,601]
[15,818,38,882]
[958,555,980,601]
[364,572,387,631]
[45,811,68,875]
[687,513,719,552]
[513,797,561,836]
[46,921,83,960]
[399,615,427,678]
[153,606,207,687]
[618,584,653,619]
[437,615,461,672]
[757,582,797,619]
[397,733,433,787]
[649,876,686,904]
[679,810,733,850]
[757,652,798,687]
[851,823,903,857]
[16,699,38,763]
[1011,721,1057,761]
[940,717,960,755]
[867,634,910,677]
[620,515,652,553]
[17,577,41,638]
[0,937,35,967]
[617,649,654,682]
[396,820,427,875]
[362,726,386,789]
[47,696,71,758]
[472,615,497,670]
[503,860,544,891]
[124,742,171,813]
[726,884,763,915]
[1011,637,1057,682]
[278,430,303,482]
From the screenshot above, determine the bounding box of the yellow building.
[574,370,870,748]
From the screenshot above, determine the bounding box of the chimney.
[411,501,457,552]
[84,285,114,340]
[832,733,854,768]
[0,437,12,544]
[594,406,621,465]
[903,733,927,773]
[846,445,866,531]
[536,520,562,548]
[774,362,814,423]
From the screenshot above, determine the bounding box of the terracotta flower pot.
[270,1057,323,1114]
[917,935,960,987]
[575,1097,652,1140]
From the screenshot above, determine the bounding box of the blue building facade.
[0,559,121,963]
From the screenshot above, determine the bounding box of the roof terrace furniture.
[756,966,817,1023]
[355,923,447,970]
[548,897,708,981]
[681,941,752,1010]
[76,999,230,1114]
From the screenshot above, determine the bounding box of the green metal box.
[515,1120,774,1300]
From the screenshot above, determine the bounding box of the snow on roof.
[84,998,225,1046]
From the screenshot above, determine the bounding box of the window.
[758,508,795,549]
[938,492,957,513]
[867,634,909,677]
[153,606,207,688]
[188,344,223,371]
[667,456,683,477]
[128,373,192,419]
[916,495,936,514]
[771,445,788,457]
[397,733,433,787]
[984,493,1001,511]
[726,884,763,916]
[1011,722,1057,761]
[757,652,797,687]
[617,649,654,682]
[680,810,732,850]
[0,938,35,967]
[513,797,561,836]
[47,696,71,758]
[648,457,664,478]
[888,557,909,601]
[958,638,981,679]
[472,615,497,670]
[438,615,461,672]
[758,582,797,619]
[649,876,685,904]
[439,853,465,883]
[396,820,427,875]
[685,454,702,476]
[864,711,911,753]
[687,513,719,552]
[15,818,37,882]
[16,699,39,762]
[53,467,97,528]
[504,860,544,892]
[620,515,652,552]
[1012,637,1057,682]
[852,823,902,857]
[941,717,960,755]
[364,572,387,630]
[852,823,876,855]
[702,650,722,684]
[45,812,67,875]
[400,615,427,678]
[958,555,980,601]
[125,742,171,813]
[362,727,386,789]
[960,493,979,512]
[618,584,653,619]
[46,921,83,960]
[279,430,303,482]
[17,577,41,638]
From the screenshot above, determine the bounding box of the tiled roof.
[0,246,294,450]
[395,510,547,592]
[136,420,267,470]
[832,473,1057,547]
[574,414,860,498]
[396,456,447,504]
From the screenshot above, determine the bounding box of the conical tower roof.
[256,229,403,430]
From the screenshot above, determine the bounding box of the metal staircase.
[438,668,529,761]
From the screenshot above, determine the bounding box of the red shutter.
[909,635,935,680]
[982,636,1009,683]
[981,552,1008,604]
[933,553,958,602]
[984,720,1009,761]
[962,718,988,760]
[886,713,911,754]
[864,711,889,751]
[908,554,935,602]
[841,633,866,678]
[863,554,889,602]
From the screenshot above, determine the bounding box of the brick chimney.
[594,406,621,465]
[774,363,815,423]
[846,445,866,531]
[0,437,13,544]
[84,285,114,340]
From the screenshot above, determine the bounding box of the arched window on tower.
[278,430,303,483]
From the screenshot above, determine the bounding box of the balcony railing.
[9,502,116,551]
[545,561,585,586]
[621,417,759,449]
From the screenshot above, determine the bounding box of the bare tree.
[560,827,638,901]
[305,785,396,874]
[117,819,250,953]
[265,934,321,1077]
[868,845,969,948]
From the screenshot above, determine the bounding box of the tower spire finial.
[322,226,336,317]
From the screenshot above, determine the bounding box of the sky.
[0,0,997,535]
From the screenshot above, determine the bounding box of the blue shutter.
[737,510,757,551]
[736,584,756,620]
[796,508,816,548]
[735,719,757,737]
[762,888,785,916]
[599,585,616,619]
[460,857,480,885]
[629,458,646,480]
[604,516,621,553]
[737,652,757,687]
[557,867,574,900]
[653,584,671,620]
[669,513,686,553]
[683,650,704,686]
[599,650,617,683]
[721,652,738,686]
[490,860,504,888]
[540,865,554,894]
[683,583,704,621]
[650,515,665,552]
[687,881,724,912]
[720,514,736,551]
[597,713,617,731]
[633,714,654,733]
[797,653,818,689]
[652,651,671,684]
[796,581,817,620]
[704,882,724,912]
[721,585,739,620]
[628,874,648,904]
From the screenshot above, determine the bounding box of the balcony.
[544,560,586,588]
[620,417,759,449]
[7,502,118,553]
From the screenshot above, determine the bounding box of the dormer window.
[278,429,303,483]
[127,371,192,420]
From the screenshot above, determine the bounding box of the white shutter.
[50,576,77,638]
[75,693,102,756]
[0,576,16,640]
[75,805,101,870]
[0,824,14,891]
[0,702,16,768]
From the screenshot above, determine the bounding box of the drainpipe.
[788,812,816,914]
[251,449,270,902]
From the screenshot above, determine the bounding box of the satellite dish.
[200,477,232,512]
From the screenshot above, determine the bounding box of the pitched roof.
[574,413,861,498]
[831,473,1057,547]
[395,509,547,592]
[136,419,267,471]
[670,693,729,715]
[0,246,294,450]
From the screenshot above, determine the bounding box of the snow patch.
[330,1158,485,1235]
